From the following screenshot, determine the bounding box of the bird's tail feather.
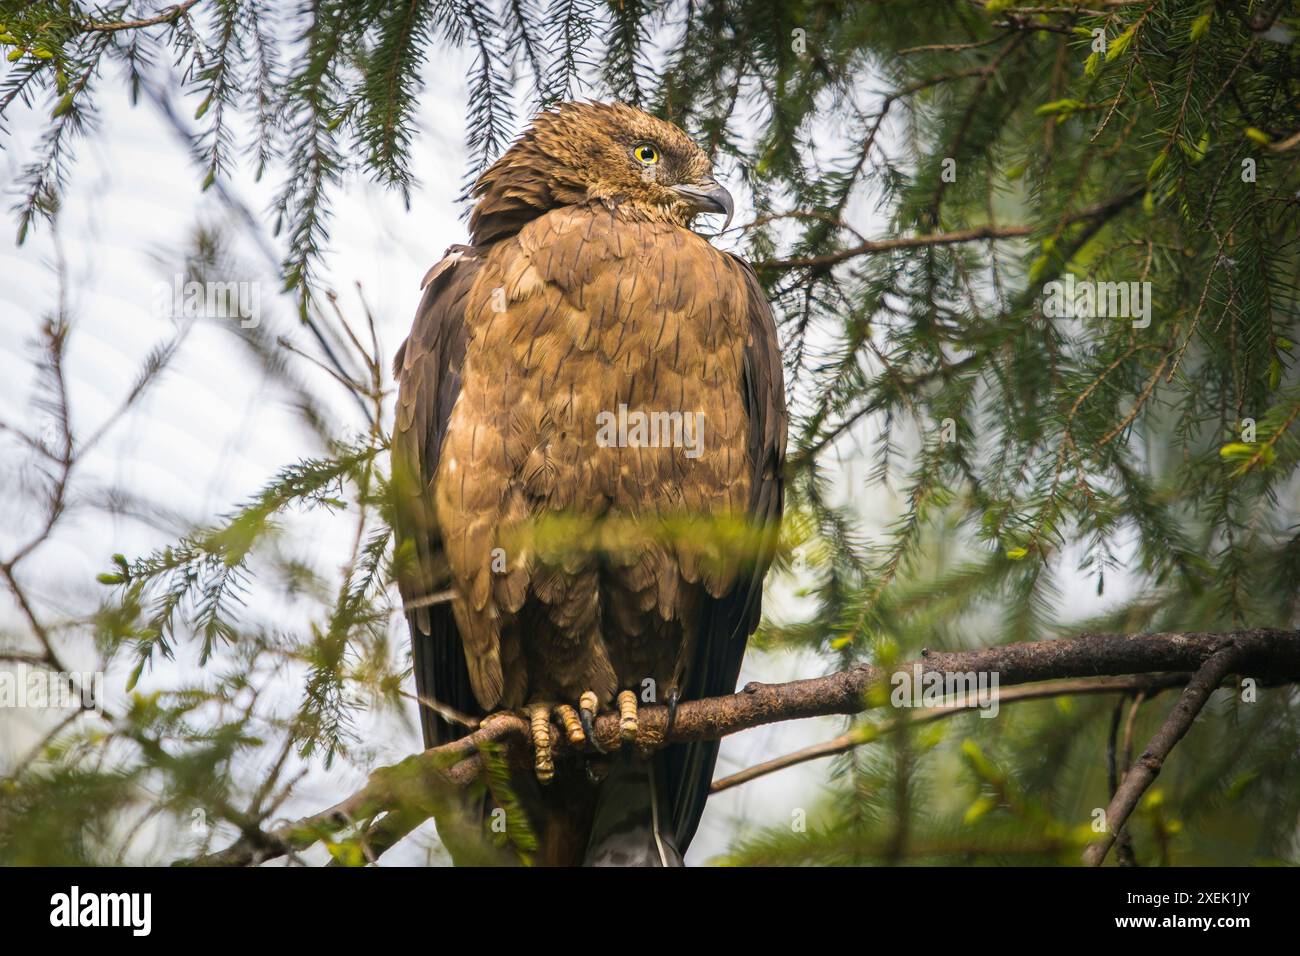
[582,751,683,867]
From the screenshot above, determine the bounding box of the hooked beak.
[671,179,734,233]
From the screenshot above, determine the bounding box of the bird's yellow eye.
[633,143,660,166]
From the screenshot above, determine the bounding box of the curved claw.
[579,690,606,753]
[664,686,680,742]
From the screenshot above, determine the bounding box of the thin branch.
[84,1,203,33]
[1082,643,1243,866]
[758,187,1142,272]
[184,715,517,866]
[710,673,1192,794]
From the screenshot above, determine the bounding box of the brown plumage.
[392,101,786,865]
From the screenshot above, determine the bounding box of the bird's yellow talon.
[618,689,638,742]
[555,703,585,745]
[528,703,554,783]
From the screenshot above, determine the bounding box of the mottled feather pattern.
[433,206,752,710]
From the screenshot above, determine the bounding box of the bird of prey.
[391,101,786,866]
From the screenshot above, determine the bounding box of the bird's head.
[468,101,733,245]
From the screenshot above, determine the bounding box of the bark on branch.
[187,627,1300,866]
[1081,643,1244,866]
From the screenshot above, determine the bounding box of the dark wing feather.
[392,245,483,748]
[664,254,787,852]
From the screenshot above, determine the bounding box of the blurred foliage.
[1,0,1299,865]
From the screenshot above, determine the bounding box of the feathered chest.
[438,206,753,514]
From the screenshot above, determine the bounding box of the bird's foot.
[527,699,613,782]
[617,689,638,743]
[538,690,639,766]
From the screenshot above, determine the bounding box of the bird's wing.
[392,245,484,748]
[664,252,787,851]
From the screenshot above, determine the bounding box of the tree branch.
[710,672,1195,795]
[187,628,1300,866]
[83,1,202,34]
[1082,642,1244,866]
[757,187,1143,272]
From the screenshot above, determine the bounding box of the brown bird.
[391,101,786,865]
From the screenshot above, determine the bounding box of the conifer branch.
[82,1,202,34]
